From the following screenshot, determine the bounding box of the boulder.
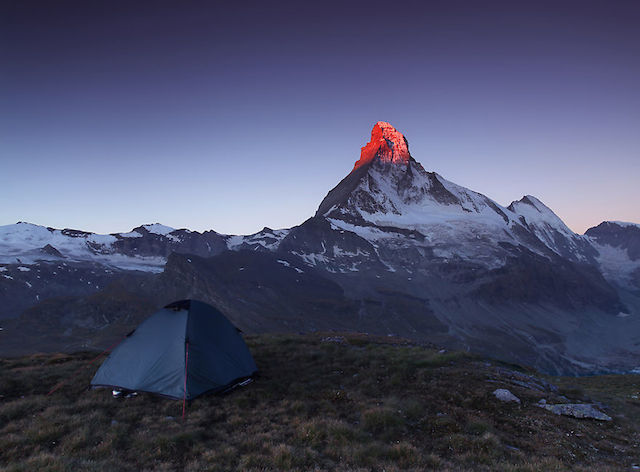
[493,389,521,404]
[539,403,611,421]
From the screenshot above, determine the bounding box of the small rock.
[493,389,521,404]
[321,336,346,344]
[538,403,612,421]
[111,420,118,425]
[538,398,547,405]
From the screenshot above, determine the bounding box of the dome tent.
[91,300,257,400]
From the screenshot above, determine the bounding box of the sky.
[2,0,639,235]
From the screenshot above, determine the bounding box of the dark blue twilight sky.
[2,0,638,234]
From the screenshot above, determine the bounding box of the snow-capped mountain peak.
[353,121,411,170]
[320,123,513,225]
[139,223,177,235]
[508,195,573,236]
[504,194,600,263]
[586,221,640,284]
[309,122,605,270]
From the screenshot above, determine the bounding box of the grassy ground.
[1,333,639,471]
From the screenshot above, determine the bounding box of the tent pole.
[182,341,189,421]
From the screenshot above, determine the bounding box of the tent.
[91,299,257,400]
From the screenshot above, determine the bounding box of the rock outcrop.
[353,121,411,169]
[538,402,612,421]
[493,389,521,404]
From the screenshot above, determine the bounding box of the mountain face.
[313,122,597,272]
[2,122,639,375]
[585,222,640,291]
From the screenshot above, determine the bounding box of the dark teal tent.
[91,300,257,400]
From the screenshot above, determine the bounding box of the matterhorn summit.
[353,121,411,169]
[314,121,577,269]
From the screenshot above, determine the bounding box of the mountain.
[0,221,285,272]
[585,221,640,290]
[311,122,598,272]
[1,122,639,375]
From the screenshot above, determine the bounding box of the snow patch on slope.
[226,228,290,251]
[142,223,176,235]
[591,242,640,288]
[349,165,514,233]
[119,231,143,238]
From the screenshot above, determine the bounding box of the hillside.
[1,333,639,471]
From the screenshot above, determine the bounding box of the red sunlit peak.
[353,121,411,170]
